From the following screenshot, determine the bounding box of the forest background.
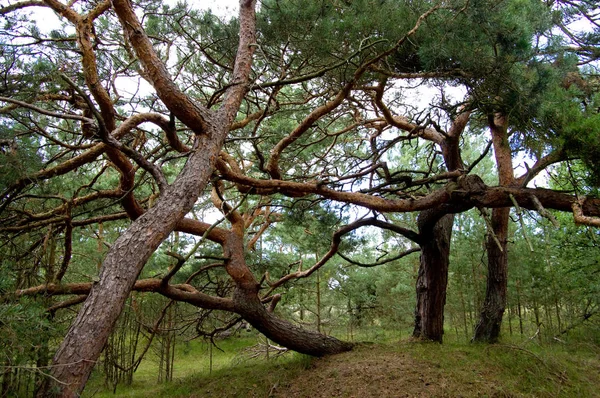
[0,0,599,396]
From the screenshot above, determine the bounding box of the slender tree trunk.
[1,360,12,398]
[507,302,513,336]
[516,279,524,335]
[554,297,562,333]
[533,296,542,341]
[413,213,454,342]
[473,113,513,343]
[473,207,509,342]
[459,284,469,340]
[316,266,321,333]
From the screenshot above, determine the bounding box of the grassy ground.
[83,336,260,397]
[83,332,600,398]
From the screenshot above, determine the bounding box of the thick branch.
[516,149,565,187]
[219,162,600,219]
[0,1,46,15]
[113,0,213,133]
[13,279,234,311]
[572,198,600,227]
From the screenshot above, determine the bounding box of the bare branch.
[0,96,95,123]
[338,247,420,267]
[0,1,46,15]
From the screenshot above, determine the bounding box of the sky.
[0,0,240,31]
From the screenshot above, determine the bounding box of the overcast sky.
[0,0,240,31]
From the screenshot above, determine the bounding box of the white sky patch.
[170,0,239,19]
[0,0,240,34]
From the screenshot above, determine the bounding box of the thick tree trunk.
[36,1,257,396]
[236,289,354,355]
[413,213,454,342]
[472,207,509,342]
[411,112,469,343]
[38,134,227,397]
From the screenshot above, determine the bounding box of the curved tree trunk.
[37,1,259,396]
[473,207,508,342]
[236,289,354,355]
[38,133,228,397]
[413,212,454,342]
[225,231,354,355]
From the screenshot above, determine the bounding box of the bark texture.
[473,113,513,343]
[224,232,354,356]
[413,213,453,342]
[412,112,469,342]
[473,207,509,342]
[39,133,227,397]
[38,1,258,396]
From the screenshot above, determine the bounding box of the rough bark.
[224,232,354,355]
[413,213,454,342]
[472,207,509,342]
[38,132,227,397]
[236,288,354,355]
[473,113,513,343]
[37,1,258,396]
[412,112,469,342]
[218,162,600,217]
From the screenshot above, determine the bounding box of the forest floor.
[86,335,600,398]
[268,341,600,397]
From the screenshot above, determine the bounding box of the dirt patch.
[272,343,500,398]
[170,340,599,398]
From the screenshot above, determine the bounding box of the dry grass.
[85,337,600,398]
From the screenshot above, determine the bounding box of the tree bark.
[413,213,454,342]
[237,291,354,355]
[412,112,469,342]
[37,1,258,396]
[38,133,228,397]
[224,229,353,356]
[473,113,513,343]
[472,207,509,342]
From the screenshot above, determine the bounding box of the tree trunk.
[473,113,513,343]
[472,207,509,342]
[516,279,524,335]
[36,1,258,395]
[413,213,454,342]
[411,112,469,343]
[38,133,228,397]
[236,289,354,355]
